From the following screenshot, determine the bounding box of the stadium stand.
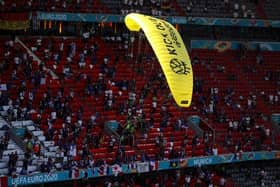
[0,32,279,178]
[102,0,176,16]
[224,160,280,186]
[0,0,109,13]
[3,0,278,19]
[0,0,279,186]
[190,48,277,152]
[263,0,280,19]
[178,0,258,18]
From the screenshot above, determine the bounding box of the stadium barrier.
[36,12,280,28]
[191,40,280,51]
[8,151,280,186]
[272,114,280,125]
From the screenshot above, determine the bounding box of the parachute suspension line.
[139,31,152,88]
[129,32,135,59]
[128,32,135,84]
[140,31,152,92]
[136,31,143,63]
[137,31,144,75]
[133,31,143,92]
[131,31,144,91]
[132,32,137,91]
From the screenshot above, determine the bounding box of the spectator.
[186,4,192,13]
[212,144,218,156]
[33,142,41,156]
[40,161,50,173]
[259,168,267,186]
[21,156,28,175]
[8,152,18,175]
[220,176,226,187]
[256,52,264,64]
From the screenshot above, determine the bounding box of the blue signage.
[36,12,186,24]
[9,171,68,186]
[186,17,280,28]
[37,12,125,23]
[12,128,26,138]
[36,12,280,28]
[191,40,280,51]
[271,114,280,125]
[187,17,280,28]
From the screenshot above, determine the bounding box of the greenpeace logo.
[170,58,191,75]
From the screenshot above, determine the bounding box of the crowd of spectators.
[121,0,172,16]
[0,1,279,186]
[0,30,279,178]
[46,165,234,187]
[190,47,277,155]
[1,0,280,21]
[0,34,200,176]
[185,0,258,19]
[0,0,102,13]
[0,0,174,15]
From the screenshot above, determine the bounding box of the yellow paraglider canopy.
[125,13,193,107]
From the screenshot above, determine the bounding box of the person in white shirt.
[185,174,191,187]
[69,143,77,157]
[269,94,274,104]
[220,177,226,186]
[209,101,214,113]
[212,145,218,156]
[274,95,278,104]
[51,111,56,120]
